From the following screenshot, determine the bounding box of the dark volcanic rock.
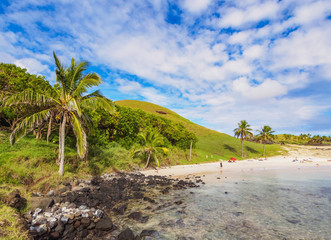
[113,203,128,215]
[134,192,144,199]
[117,227,135,240]
[30,197,54,210]
[128,211,142,221]
[143,196,156,203]
[287,219,300,224]
[6,190,27,210]
[49,231,60,239]
[25,173,199,239]
[140,229,160,238]
[95,215,114,231]
[174,200,183,205]
[63,224,75,236]
[80,217,90,228]
[128,211,149,223]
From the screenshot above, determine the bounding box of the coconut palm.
[256,125,275,157]
[5,52,114,175]
[234,120,253,157]
[132,130,168,168]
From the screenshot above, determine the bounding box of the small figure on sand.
[228,157,236,163]
[219,159,223,168]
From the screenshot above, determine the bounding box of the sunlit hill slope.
[115,100,284,161]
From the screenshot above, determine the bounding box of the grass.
[0,185,31,240]
[0,204,31,240]
[116,100,285,160]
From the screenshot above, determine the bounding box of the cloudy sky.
[1,0,331,135]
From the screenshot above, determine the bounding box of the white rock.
[44,212,52,218]
[94,209,103,218]
[46,190,54,197]
[60,215,69,224]
[33,208,42,217]
[79,205,87,210]
[48,218,57,228]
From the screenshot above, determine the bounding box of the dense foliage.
[0,62,198,174]
[89,105,198,150]
[0,63,49,128]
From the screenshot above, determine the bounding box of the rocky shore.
[21,173,203,239]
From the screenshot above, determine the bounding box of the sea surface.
[124,166,331,240]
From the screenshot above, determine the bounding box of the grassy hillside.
[116,100,285,160]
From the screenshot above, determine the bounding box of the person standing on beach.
[220,160,223,168]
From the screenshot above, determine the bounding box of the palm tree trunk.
[47,113,53,144]
[145,152,151,169]
[59,114,66,176]
[189,140,193,162]
[241,139,244,157]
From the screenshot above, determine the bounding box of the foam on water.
[125,166,331,239]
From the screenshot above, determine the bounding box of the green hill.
[115,100,285,160]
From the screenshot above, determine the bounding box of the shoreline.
[142,145,331,179]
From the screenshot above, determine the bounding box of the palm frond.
[53,52,67,98]
[81,96,115,114]
[153,154,160,168]
[68,98,82,116]
[72,73,102,97]
[70,112,87,159]
[81,90,102,99]
[70,61,88,94]
[5,89,56,107]
[10,109,52,145]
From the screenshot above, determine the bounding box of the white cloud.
[293,0,331,25]
[1,0,331,134]
[232,77,287,100]
[115,78,170,106]
[14,58,48,74]
[218,1,280,28]
[270,26,331,69]
[181,0,212,14]
[243,44,265,60]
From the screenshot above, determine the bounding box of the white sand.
[142,145,331,178]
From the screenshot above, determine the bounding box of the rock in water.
[95,215,113,231]
[118,227,135,240]
[140,229,160,238]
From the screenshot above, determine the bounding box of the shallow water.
[125,166,331,239]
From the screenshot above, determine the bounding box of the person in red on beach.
[228,157,236,163]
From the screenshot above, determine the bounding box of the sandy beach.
[142,145,331,179]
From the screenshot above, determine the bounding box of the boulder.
[140,229,159,238]
[80,217,90,227]
[30,197,54,210]
[6,190,27,210]
[95,215,113,231]
[118,227,135,240]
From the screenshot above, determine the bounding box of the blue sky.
[1,0,331,135]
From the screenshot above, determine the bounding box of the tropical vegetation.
[256,125,275,157]
[132,130,169,168]
[234,120,253,157]
[3,53,115,175]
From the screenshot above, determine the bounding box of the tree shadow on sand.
[245,146,259,154]
[223,144,238,154]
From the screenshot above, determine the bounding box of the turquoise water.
[126,166,331,239]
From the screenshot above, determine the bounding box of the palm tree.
[256,125,275,157]
[234,120,253,157]
[132,130,168,168]
[5,52,114,175]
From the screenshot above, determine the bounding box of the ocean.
[125,166,331,239]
